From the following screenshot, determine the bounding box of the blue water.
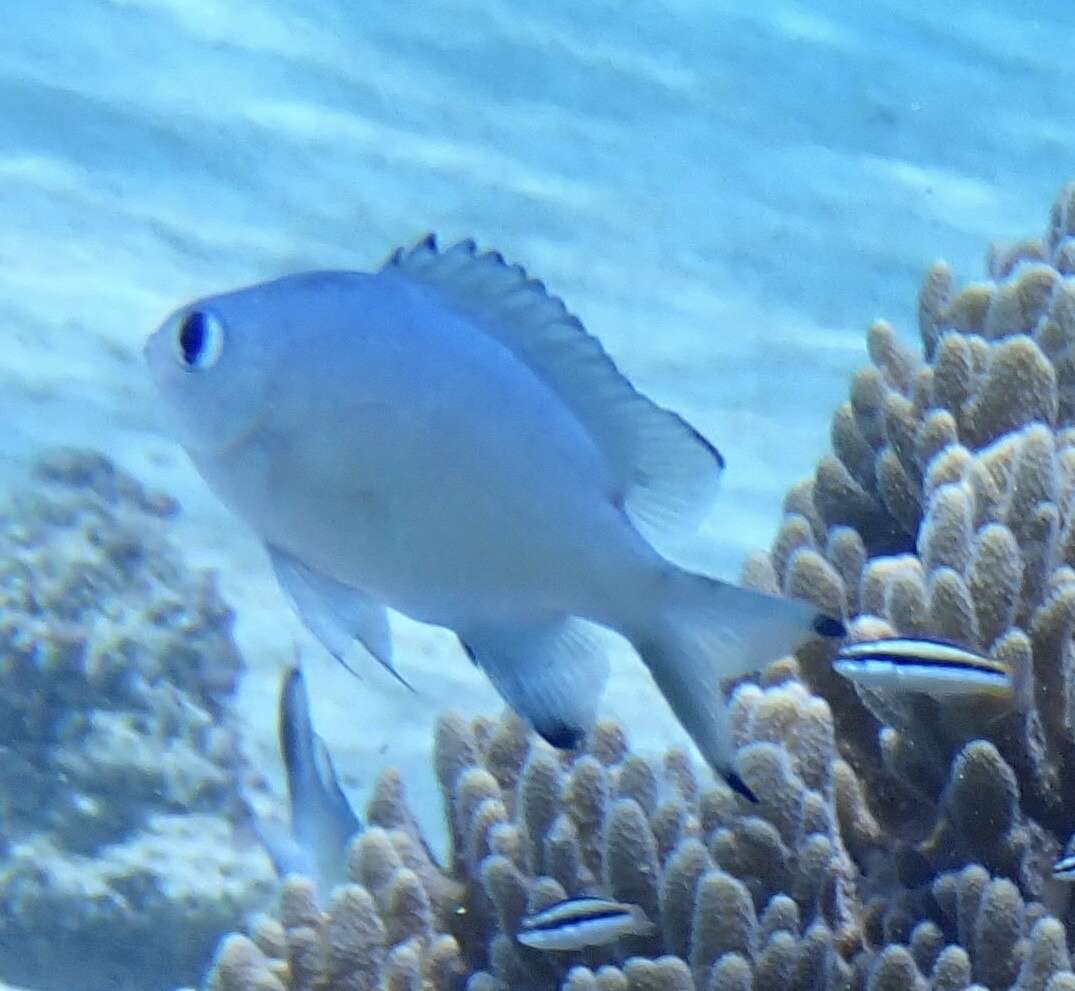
[2,3,1075,989]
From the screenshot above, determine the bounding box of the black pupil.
[179,311,207,365]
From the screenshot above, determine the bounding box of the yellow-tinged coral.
[739,181,1075,987]
[204,697,863,991]
[754,183,1075,846]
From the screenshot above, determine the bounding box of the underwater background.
[4,2,1075,990]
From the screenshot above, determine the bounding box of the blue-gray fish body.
[200,272,622,625]
[145,237,843,788]
[257,666,361,896]
[516,896,655,950]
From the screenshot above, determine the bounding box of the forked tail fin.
[633,569,844,799]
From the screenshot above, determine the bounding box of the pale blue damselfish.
[145,236,845,793]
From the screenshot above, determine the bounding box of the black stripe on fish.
[837,638,1006,674]
[520,898,633,931]
[841,653,1005,675]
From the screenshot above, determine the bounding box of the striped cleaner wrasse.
[1054,835,1075,881]
[516,896,655,951]
[833,637,1017,700]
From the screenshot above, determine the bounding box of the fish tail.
[631,567,844,799]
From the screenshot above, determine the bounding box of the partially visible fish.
[1054,837,1075,881]
[145,235,845,796]
[256,666,362,896]
[833,637,1013,699]
[516,896,655,951]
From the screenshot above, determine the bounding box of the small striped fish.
[516,897,655,951]
[1054,837,1075,881]
[833,637,1013,699]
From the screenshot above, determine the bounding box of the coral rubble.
[0,450,274,991]
[205,183,1075,991]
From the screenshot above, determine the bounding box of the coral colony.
[0,451,273,990]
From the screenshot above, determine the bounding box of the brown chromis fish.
[145,236,845,795]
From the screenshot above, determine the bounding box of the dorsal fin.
[381,235,724,544]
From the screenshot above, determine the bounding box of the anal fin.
[460,617,609,750]
[268,545,413,691]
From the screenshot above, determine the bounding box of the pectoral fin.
[268,545,413,691]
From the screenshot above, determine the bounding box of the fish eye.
[174,309,225,371]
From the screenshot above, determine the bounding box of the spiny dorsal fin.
[381,235,724,544]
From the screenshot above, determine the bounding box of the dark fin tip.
[458,637,478,664]
[813,613,847,639]
[725,771,758,803]
[419,232,438,251]
[537,721,585,752]
[688,421,724,470]
[670,412,723,473]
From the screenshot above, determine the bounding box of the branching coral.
[745,182,1075,958]
[749,184,1075,847]
[0,449,274,991]
[205,703,1075,991]
[206,698,863,991]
